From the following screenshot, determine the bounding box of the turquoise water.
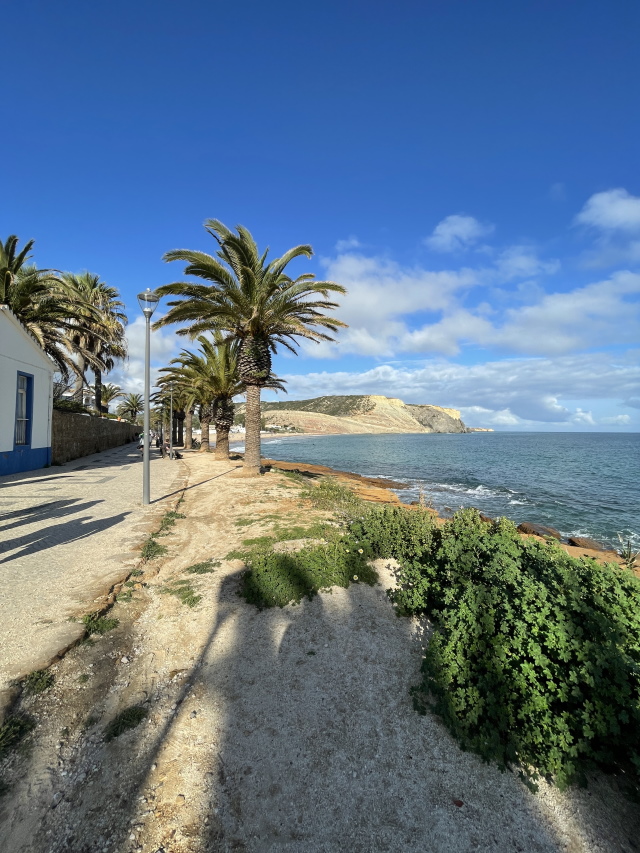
[261,432,640,548]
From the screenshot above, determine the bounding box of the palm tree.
[154,221,346,474]
[117,393,144,423]
[63,272,128,412]
[101,383,123,414]
[172,336,240,459]
[1,236,101,377]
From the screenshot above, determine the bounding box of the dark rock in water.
[567,536,607,551]
[479,513,494,525]
[517,522,562,540]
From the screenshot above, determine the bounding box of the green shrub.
[157,510,186,536]
[53,399,90,414]
[383,508,640,791]
[160,579,202,608]
[0,715,36,758]
[300,478,363,516]
[141,535,168,561]
[238,539,377,609]
[185,560,220,574]
[22,670,55,695]
[82,613,119,635]
[104,706,148,741]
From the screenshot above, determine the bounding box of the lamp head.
[137,288,160,318]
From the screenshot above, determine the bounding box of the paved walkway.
[0,443,187,714]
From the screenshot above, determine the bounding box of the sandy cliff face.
[257,395,469,435]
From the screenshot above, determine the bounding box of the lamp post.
[169,384,174,460]
[137,288,160,505]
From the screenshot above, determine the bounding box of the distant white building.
[0,306,54,475]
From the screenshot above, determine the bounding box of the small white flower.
[353,575,358,581]
[358,549,363,554]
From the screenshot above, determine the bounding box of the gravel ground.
[0,453,637,853]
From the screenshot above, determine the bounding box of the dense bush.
[356,506,640,791]
[53,399,90,414]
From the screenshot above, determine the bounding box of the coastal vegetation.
[1,234,129,410]
[154,220,346,475]
[237,476,640,794]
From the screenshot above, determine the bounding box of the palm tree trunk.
[73,355,85,403]
[242,384,262,475]
[214,426,230,460]
[94,367,103,414]
[184,408,193,450]
[199,404,211,452]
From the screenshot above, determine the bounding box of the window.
[15,373,33,446]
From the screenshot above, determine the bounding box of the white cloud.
[102,316,181,394]
[571,408,596,426]
[396,271,640,357]
[425,215,494,253]
[493,246,560,282]
[318,245,572,358]
[575,189,640,267]
[335,236,362,252]
[315,253,479,357]
[575,188,640,232]
[601,414,631,425]
[276,351,640,427]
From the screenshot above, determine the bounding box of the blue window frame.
[15,371,34,447]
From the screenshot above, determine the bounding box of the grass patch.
[157,510,186,536]
[141,535,168,561]
[116,590,133,603]
[0,715,36,759]
[77,674,90,684]
[160,579,202,608]
[130,569,144,577]
[82,613,119,635]
[238,540,377,609]
[300,477,364,516]
[104,706,147,741]
[22,669,55,695]
[234,517,254,527]
[185,559,220,574]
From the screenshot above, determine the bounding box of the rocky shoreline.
[264,456,626,570]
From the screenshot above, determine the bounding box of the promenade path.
[0,443,187,714]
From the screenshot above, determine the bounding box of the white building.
[0,306,54,475]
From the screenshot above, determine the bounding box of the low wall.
[52,410,138,464]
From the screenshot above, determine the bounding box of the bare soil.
[1,453,637,853]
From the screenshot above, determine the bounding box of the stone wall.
[52,410,138,464]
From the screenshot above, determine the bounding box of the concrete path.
[0,443,187,714]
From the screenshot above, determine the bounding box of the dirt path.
[0,453,637,853]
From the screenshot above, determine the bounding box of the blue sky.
[3,0,639,430]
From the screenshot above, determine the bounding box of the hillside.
[246,395,470,435]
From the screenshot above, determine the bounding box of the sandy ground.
[0,452,638,853]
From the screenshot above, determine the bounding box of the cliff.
[249,395,470,435]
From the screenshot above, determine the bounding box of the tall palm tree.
[63,272,128,412]
[1,236,100,377]
[101,383,123,414]
[154,221,346,474]
[159,335,242,458]
[117,393,144,423]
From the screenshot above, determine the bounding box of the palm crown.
[153,221,345,472]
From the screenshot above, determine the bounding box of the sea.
[258,432,640,549]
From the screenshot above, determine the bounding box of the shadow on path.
[0,506,130,564]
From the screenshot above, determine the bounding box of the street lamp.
[137,288,160,505]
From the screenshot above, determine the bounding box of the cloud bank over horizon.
[112,189,639,432]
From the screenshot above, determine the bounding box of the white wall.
[0,308,53,454]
